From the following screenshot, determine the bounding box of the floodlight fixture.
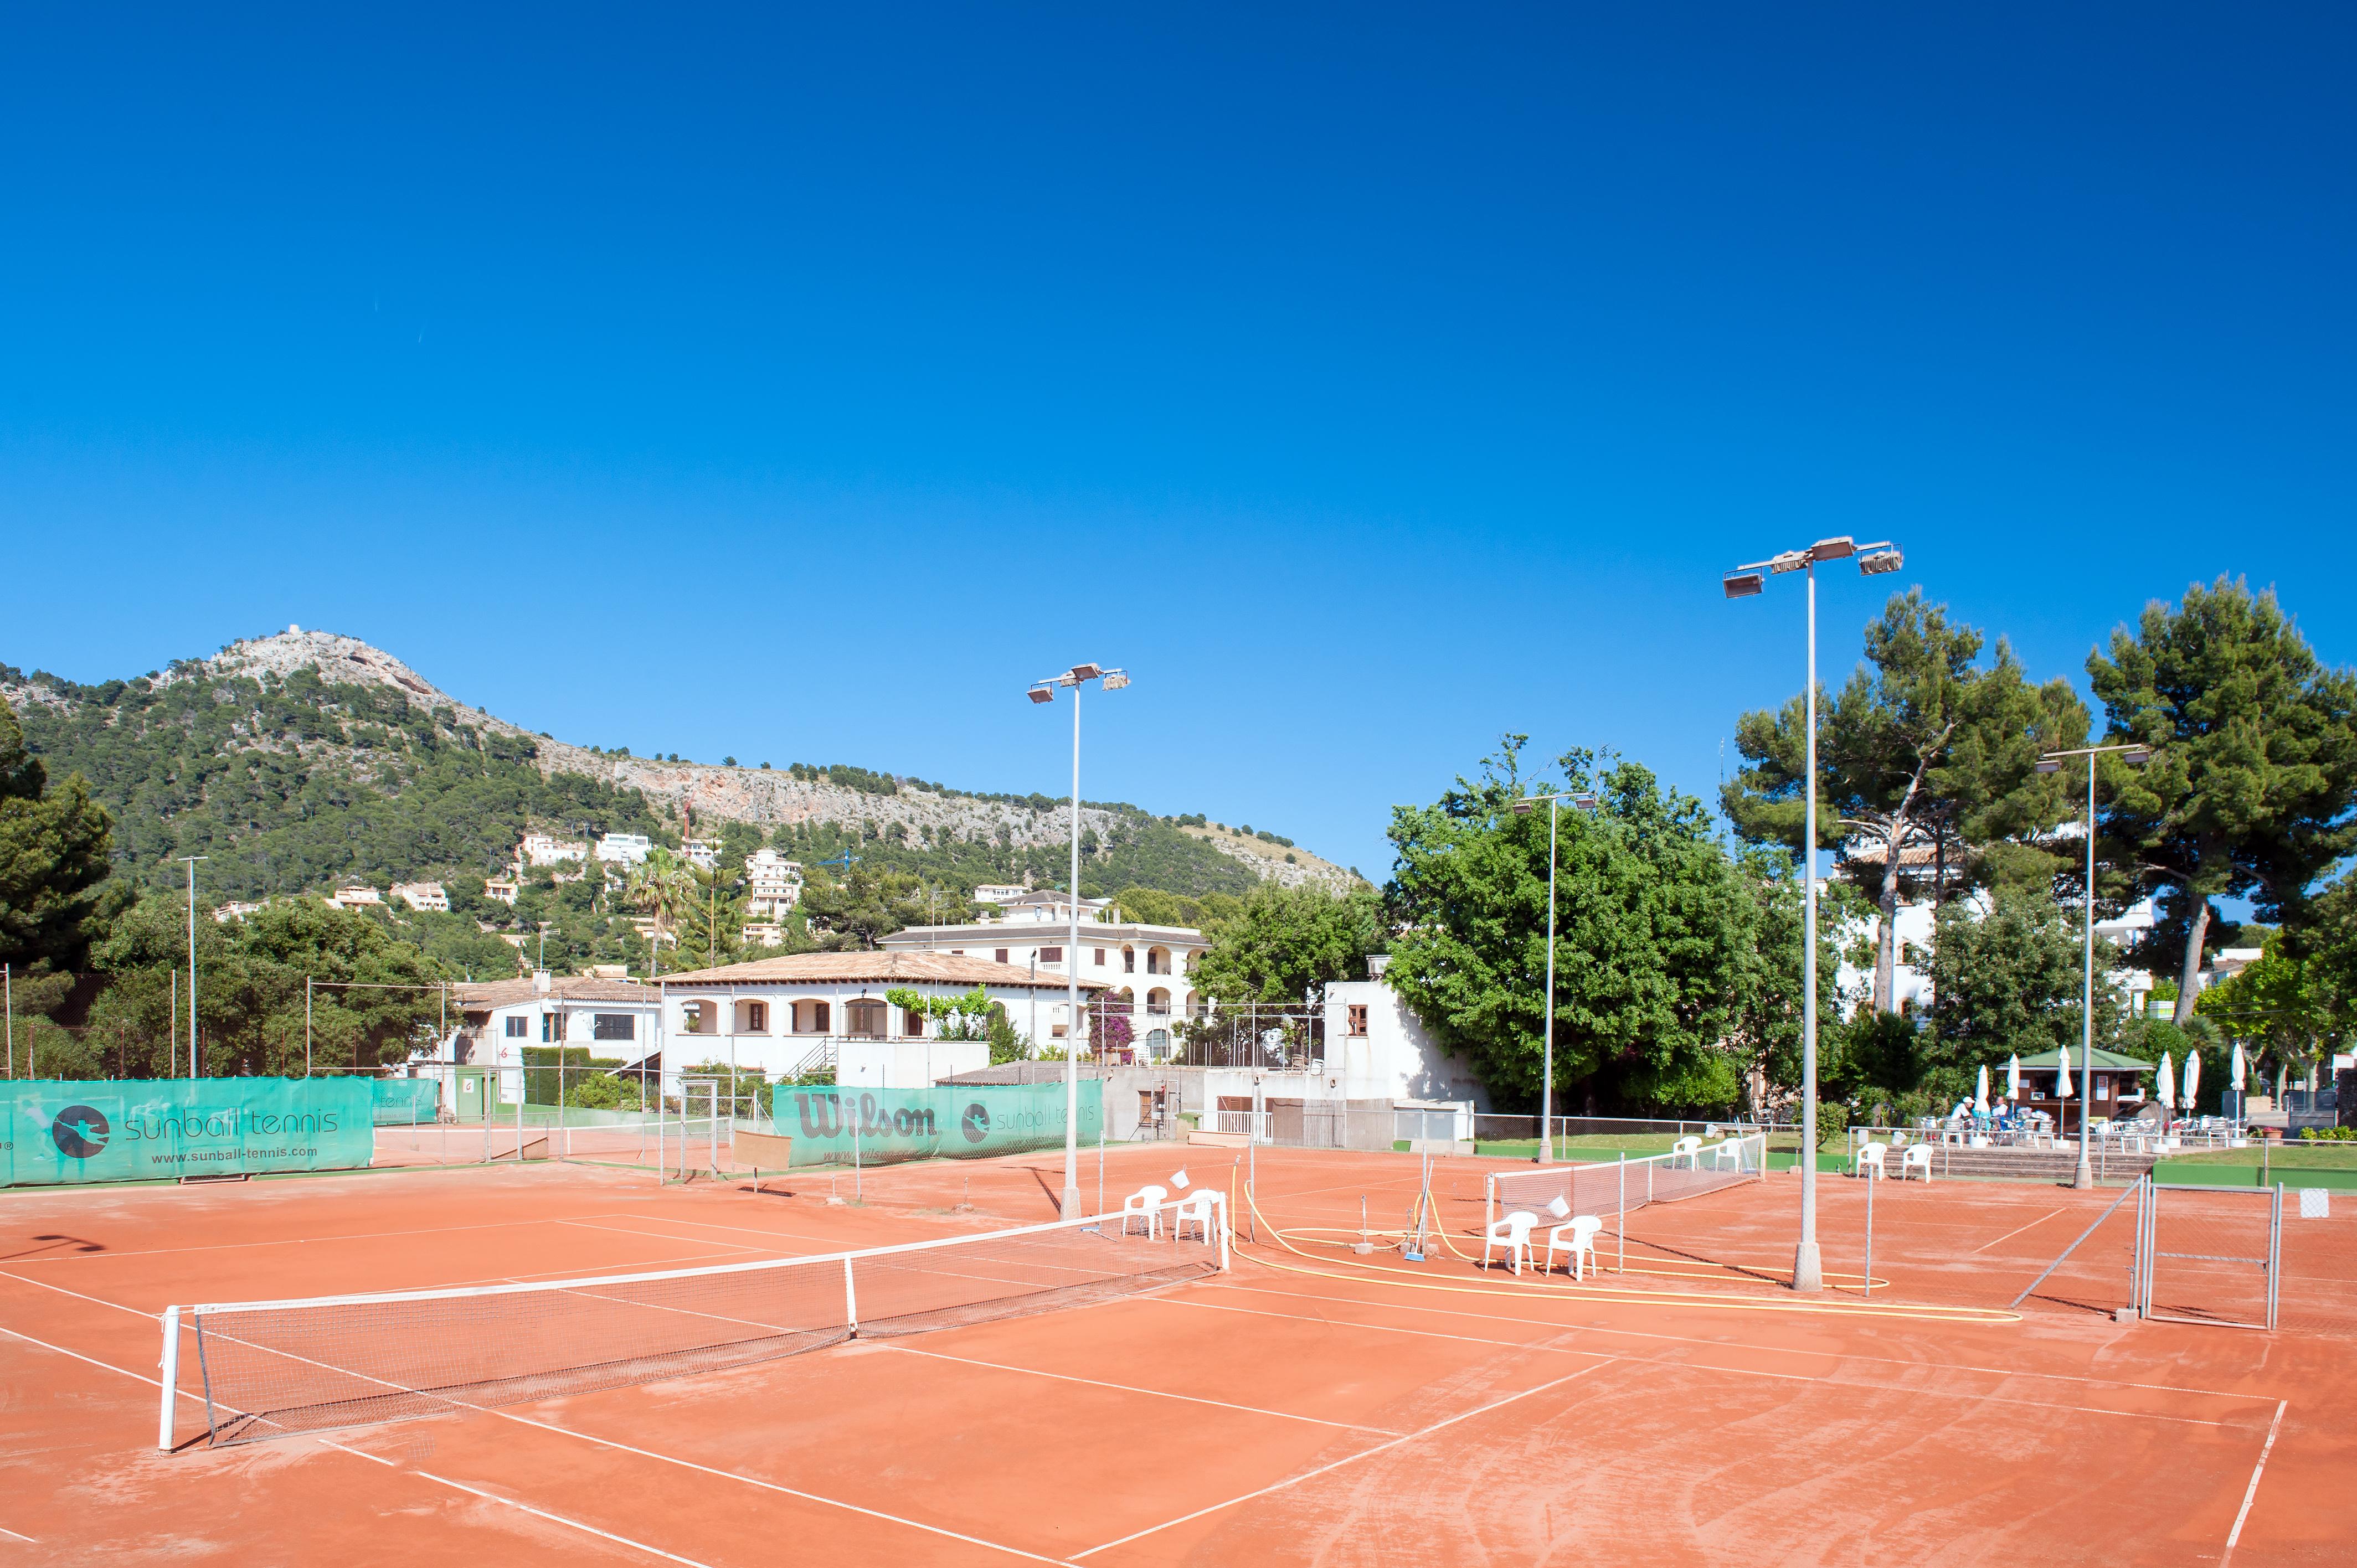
[1027,684,1056,704]
[2035,759,2061,773]
[1857,548,1905,576]
[1512,799,1535,816]
[1808,536,1856,561]
[2123,747,2151,767]
[1723,571,1766,599]
[1101,669,1131,690]
[1767,550,1809,575]
[1066,663,1104,683]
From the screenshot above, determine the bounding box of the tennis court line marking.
[5,1307,1077,1568]
[879,1344,1404,1435]
[1072,1360,1611,1557]
[1195,1277,2263,1401]
[0,1214,598,1265]
[2220,1399,2287,1567]
[470,1405,1081,1566]
[316,1438,717,1568]
[553,1219,773,1254]
[1970,1207,2070,1254]
[0,1524,37,1544]
[1159,1282,2262,1415]
[1144,1293,2246,1429]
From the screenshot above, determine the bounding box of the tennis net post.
[157,1305,179,1452]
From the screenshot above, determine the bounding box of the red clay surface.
[3,1144,2351,1565]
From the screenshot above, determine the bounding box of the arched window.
[1147,946,1170,975]
[1146,987,1171,1016]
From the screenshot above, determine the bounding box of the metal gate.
[667,1077,723,1183]
[2138,1182,2281,1332]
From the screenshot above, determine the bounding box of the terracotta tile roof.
[452,978,661,1008]
[656,950,1108,991]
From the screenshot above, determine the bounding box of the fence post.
[1864,1164,1874,1298]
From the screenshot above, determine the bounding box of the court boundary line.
[1970,1206,2070,1254]
[0,1525,36,1544]
[881,1343,1404,1435]
[2220,1399,2287,1567]
[317,1437,718,1568]
[1139,1293,2247,1428]
[1072,1361,1610,1557]
[1189,1280,2267,1401]
[2,1313,1079,1566]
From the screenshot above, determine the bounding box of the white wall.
[836,1039,990,1089]
[1321,969,1491,1108]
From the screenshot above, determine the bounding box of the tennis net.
[1485,1132,1764,1232]
[163,1196,1223,1448]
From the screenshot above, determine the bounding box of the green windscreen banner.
[766,1082,1103,1167]
[370,1077,441,1126]
[1,1079,375,1187]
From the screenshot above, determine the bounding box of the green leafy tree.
[1385,739,1749,1113]
[2089,578,2357,1022]
[1924,886,2130,1103]
[1191,883,1386,1003]
[1717,847,1848,1113]
[0,701,116,974]
[1725,591,2085,1014]
[799,864,928,951]
[2194,931,2343,1090]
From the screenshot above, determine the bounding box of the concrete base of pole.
[2072,1156,2094,1190]
[1063,1182,1083,1219]
[1791,1239,1823,1293]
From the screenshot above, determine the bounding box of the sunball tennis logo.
[51,1105,112,1159]
[960,1102,991,1143]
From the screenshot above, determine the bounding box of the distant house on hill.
[519,833,588,868]
[390,880,449,912]
[330,884,383,911]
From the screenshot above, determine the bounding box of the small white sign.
[2298,1188,2330,1219]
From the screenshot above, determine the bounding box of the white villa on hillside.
[390,880,449,912]
[746,849,805,918]
[878,889,1208,1061]
[520,833,589,868]
[655,951,1107,1087]
[596,833,652,864]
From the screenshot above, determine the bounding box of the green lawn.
[2162,1144,2357,1170]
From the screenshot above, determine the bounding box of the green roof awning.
[2010,1047,2155,1072]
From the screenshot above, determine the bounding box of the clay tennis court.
[3,1145,2349,1565]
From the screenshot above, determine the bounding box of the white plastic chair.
[1544,1215,1604,1280]
[1708,1139,1746,1170]
[1172,1189,1218,1242]
[1120,1184,1168,1237]
[1669,1135,1703,1169]
[1483,1210,1538,1275]
[1854,1142,1888,1180]
[1899,1145,1933,1183]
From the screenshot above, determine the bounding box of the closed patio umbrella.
[2156,1051,2175,1111]
[2006,1054,2021,1101]
[2055,1052,2072,1098]
[2231,1040,2247,1092]
[1974,1064,1990,1116]
[2183,1050,2200,1110]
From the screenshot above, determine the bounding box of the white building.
[681,839,718,871]
[745,849,805,919]
[596,833,652,864]
[390,880,449,912]
[213,900,269,922]
[483,876,519,906]
[330,884,384,910]
[879,890,1208,1061]
[443,973,665,1105]
[1318,955,1491,1107]
[974,884,1028,907]
[520,833,588,868]
[654,951,1108,1088]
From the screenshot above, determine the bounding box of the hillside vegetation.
[1,629,1352,904]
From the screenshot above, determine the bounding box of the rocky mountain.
[2,628,1357,902]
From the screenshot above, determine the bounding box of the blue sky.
[4,4,2351,880]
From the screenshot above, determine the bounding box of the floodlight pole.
[1722,535,1902,1293]
[1028,663,1128,1218]
[2039,741,2152,1190]
[1067,679,1083,1216]
[1515,789,1598,1165]
[182,856,208,1078]
[1798,560,1821,1292]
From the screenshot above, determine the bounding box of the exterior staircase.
[1845,1141,2159,1184]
